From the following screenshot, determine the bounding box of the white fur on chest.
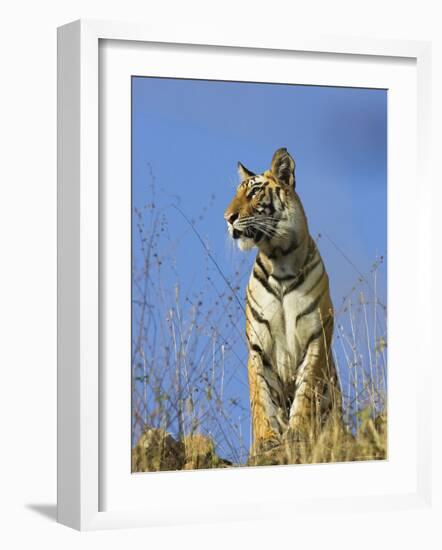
[248,258,323,383]
[248,277,299,383]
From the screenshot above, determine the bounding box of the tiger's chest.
[247,271,315,383]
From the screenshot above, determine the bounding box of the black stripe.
[303,316,333,352]
[247,298,272,332]
[250,344,273,370]
[267,188,274,210]
[274,186,283,206]
[255,255,269,278]
[251,343,263,354]
[303,267,325,295]
[283,258,321,296]
[281,240,299,255]
[246,287,260,309]
[267,239,299,259]
[249,181,268,189]
[270,272,297,282]
[254,229,263,242]
[262,187,275,216]
[252,268,280,299]
[256,373,281,406]
[296,288,326,324]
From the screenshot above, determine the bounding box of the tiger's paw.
[248,437,286,466]
[285,423,311,443]
[284,424,313,464]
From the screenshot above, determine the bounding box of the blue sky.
[131,76,387,461]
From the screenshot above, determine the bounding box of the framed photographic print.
[129,78,388,471]
[57,20,432,530]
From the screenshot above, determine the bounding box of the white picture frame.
[57,19,432,531]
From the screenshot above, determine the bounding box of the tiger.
[224,148,341,463]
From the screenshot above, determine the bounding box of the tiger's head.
[224,148,306,252]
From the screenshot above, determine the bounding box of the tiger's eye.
[247,188,260,199]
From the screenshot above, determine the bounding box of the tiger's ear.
[271,148,296,187]
[237,162,255,181]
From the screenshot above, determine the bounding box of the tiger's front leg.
[286,340,329,445]
[247,351,288,462]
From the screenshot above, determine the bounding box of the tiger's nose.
[225,212,239,225]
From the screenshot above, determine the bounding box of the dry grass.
[132,428,232,472]
[248,412,387,468]
[132,411,386,472]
